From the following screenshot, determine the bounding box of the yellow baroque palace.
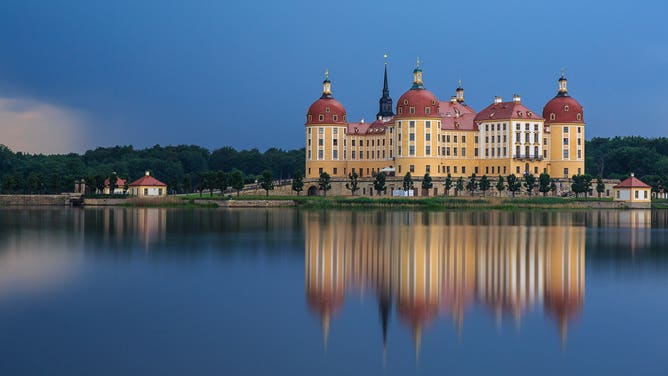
[304,61,585,194]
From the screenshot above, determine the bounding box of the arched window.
[550,113,555,120]
[577,113,581,121]
[564,105,569,111]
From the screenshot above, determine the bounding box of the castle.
[304,60,585,194]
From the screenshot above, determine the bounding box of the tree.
[421,173,433,196]
[183,174,192,194]
[507,174,521,197]
[455,177,464,196]
[538,173,551,196]
[496,175,505,195]
[216,171,228,195]
[230,169,245,196]
[444,173,453,196]
[596,177,605,198]
[583,174,593,197]
[523,174,537,196]
[259,170,274,196]
[346,171,360,196]
[291,169,304,196]
[402,172,414,194]
[318,172,331,197]
[466,174,478,195]
[373,172,387,195]
[479,175,490,196]
[550,179,558,196]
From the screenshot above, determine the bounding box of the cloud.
[0,97,89,154]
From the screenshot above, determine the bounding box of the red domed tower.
[393,59,441,179]
[305,70,348,179]
[543,71,586,179]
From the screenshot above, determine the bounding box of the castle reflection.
[305,211,586,350]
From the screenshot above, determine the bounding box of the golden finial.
[325,68,329,80]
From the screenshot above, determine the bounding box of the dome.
[543,95,584,123]
[396,89,440,118]
[306,97,347,125]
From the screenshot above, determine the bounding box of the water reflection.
[305,211,587,352]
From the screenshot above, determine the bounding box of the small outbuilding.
[612,173,651,207]
[103,177,127,195]
[128,171,167,197]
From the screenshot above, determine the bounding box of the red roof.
[395,88,440,119]
[306,97,346,125]
[475,101,543,122]
[346,119,389,135]
[129,174,167,187]
[104,177,126,187]
[543,95,584,124]
[613,176,650,189]
[439,100,478,131]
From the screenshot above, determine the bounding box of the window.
[644,190,648,199]
[333,167,338,175]
[462,136,466,143]
[319,128,324,134]
[577,138,581,145]
[446,147,450,156]
[333,115,338,121]
[516,124,520,130]
[564,126,569,133]
[503,123,507,131]
[426,165,430,173]
[333,150,338,159]
[534,166,538,174]
[462,167,466,174]
[503,135,507,143]
[410,121,415,128]
[351,151,355,159]
[352,139,356,146]
[577,149,582,159]
[534,134,539,143]
[398,107,403,114]
[454,166,458,173]
[564,168,569,177]
[144,188,148,195]
[485,149,489,157]
[525,133,530,142]
[308,150,311,159]
[426,133,431,141]
[635,190,639,199]
[534,146,538,156]
[503,147,507,156]
[426,121,431,128]
[410,165,415,173]
[486,136,489,143]
[425,107,431,115]
[333,139,338,146]
[325,107,330,113]
[318,139,323,146]
[475,136,479,144]
[564,105,569,111]
[426,146,431,155]
[462,148,466,156]
[525,123,529,131]
[410,133,415,141]
[516,166,520,174]
[577,113,582,121]
[454,135,458,143]
[318,150,323,159]
[409,146,415,155]
[534,124,538,131]
[563,149,569,158]
[516,133,521,143]
[318,114,324,121]
[550,113,555,120]
[308,115,312,122]
[543,138,547,145]
[475,149,479,156]
[454,147,458,156]
[563,138,569,145]
[409,107,415,114]
[485,167,489,174]
[447,135,451,142]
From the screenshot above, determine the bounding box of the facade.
[304,62,585,185]
[128,171,167,197]
[613,174,651,206]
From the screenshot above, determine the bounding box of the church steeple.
[557,68,569,97]
[456,79,465,103]
[411,57,424,90]
[376,54,394,120]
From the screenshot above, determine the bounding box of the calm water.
[1,208,668,375]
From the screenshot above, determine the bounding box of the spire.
[376,54,394,119]
[321,69,333,98]
[411,57,424,89]
[557,68,569,97]
[455,79,465,103]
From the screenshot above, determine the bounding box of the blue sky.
[0,0,666,153]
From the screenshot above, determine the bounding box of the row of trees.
[315,171,606,198]
[0,144,305,195]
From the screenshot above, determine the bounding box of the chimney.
[513,94,521,103]
[450,96,457,103]
[493,96,502,104]
[145,171,150,176]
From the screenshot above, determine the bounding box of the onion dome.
[306,69,347,125]
[395,59,440,118]
[542,71,584,123]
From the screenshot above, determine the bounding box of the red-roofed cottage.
[103,176,127,195]
[613,174,651,206]
[128,171,167,197]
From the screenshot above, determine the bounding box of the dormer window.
[326,107,330,113]
[333,115,338,121]
[425,107,431,114]
[431,100,436,105]
[550,113,556,120]
[308,114,312,122]
[527,111,533,117]
[403,99,408,105]
[398,107,403,115]
[517,111,523,117]
[564,105,569,111]
[577,113,582,120]
[318,114,324,121]
[409,107,415,114]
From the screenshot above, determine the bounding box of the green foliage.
[230,169,245,196]
[318,172,331,197]
[586,137,668,181]
[523,174,537,196]
[496,175,505,194]
[259,170,274,196]
[479,175,490,196]
[291,169,304,195]
[444,173,453,196]
[455,177,464,196]
[402,172,414,192]
[346,171,360,195]
[596,177,605,197]
[108,172,119,195]
[421,173,433,190]
[538,173,551,196]
[507,174,521,197]
[374,172,387,195]
[466,174,478,194]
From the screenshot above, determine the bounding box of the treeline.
[586,137,668,182]
[0,144,304,194]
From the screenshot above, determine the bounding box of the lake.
[1,207,667,375]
